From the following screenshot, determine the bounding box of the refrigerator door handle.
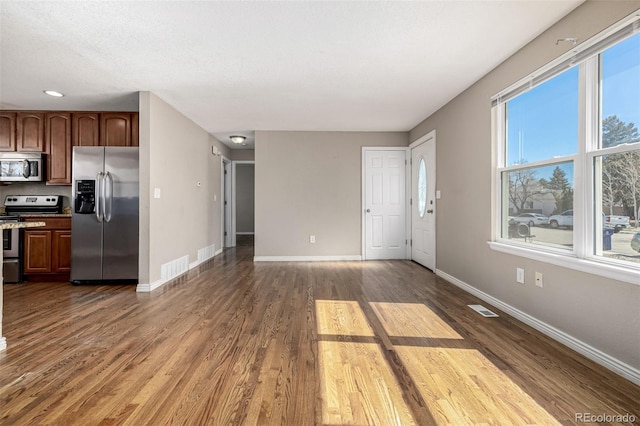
[104,171,113,222]
[95,172,104,223]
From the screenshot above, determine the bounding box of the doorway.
[410,131,436,270]
[222,158,232,249]
[362,148,409,260]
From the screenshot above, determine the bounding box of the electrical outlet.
[516,268,525,284]
[535,272,543,287]
[310,235,316,243]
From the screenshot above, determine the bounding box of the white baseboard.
[215,247,223,256]
[254,255,362,262]
[136,279,166,293]
[435,269,640,386]
[138,245,218,293]
[236,232,255,235]
[0,336,6,351]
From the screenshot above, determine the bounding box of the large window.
[492,17,640,282]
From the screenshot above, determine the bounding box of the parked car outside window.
[549,209,573,229]
[509,213,549,227]
[631,232,640,253]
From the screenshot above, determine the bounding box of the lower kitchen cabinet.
[23,216,71,281]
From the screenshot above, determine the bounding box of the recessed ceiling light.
[43,90,64,97]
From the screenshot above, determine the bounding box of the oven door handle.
[104,171,113,223]
[22,160,31,178]
[95,172,104,223]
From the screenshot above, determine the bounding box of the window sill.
[487,241,640,286]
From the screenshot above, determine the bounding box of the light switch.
[154,188,161,199]
[436,190,441,199]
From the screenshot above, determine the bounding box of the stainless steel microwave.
[0,152,44,182]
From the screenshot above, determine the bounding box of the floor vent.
[468,304,499,318]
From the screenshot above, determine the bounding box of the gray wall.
[230,149,255,161]
[139,92,228,285]
[255,131,408,257]
[235,163,255,234]
[410,2,640,370]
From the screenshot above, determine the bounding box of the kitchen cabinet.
[46,112,72,185]
[0,112,17,151]
[101,112,132,147]
[131,113,139,147]
[17,112,45,152]
[23,216,72,280]
[72,113,99,147]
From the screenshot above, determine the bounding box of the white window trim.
[490,12,640,286]
[488,241,638,285]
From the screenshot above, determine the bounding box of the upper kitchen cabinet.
[72,113,99,146]
[17,112,45,152]
[46,112,72,185]
[101,112,138,147]
[0,112,17,151]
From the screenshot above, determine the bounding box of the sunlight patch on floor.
[316,300,375,337]
[369,302,463,339]
[395,346,561,425]
[318,341,416,426]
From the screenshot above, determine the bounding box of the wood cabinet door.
[72,113,100,146]
[17,112,45,152]
[100,113,131,146]
[24,230,52,273]
[52,230,72,273]
[46,112,72,185]
[0,112,17,151]
[131,112,139,147]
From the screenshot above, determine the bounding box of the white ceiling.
[0,1,582,149]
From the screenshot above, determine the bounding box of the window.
[492,17,640,284]
[418,157,427,218]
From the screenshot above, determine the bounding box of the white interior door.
[411,134,436,270]
[364,149,407,260]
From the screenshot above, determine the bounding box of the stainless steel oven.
[1,215,21,283]
[2,195,64,283]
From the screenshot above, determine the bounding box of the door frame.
[361,146,411,260]
[231,160,255,248]
[409,129,437,270]
[221,156,232,248]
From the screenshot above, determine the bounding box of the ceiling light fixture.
[230,135,246,144]
[44,90,64,97]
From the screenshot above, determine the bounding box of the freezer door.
[71,147,105,281]
[102,147,139,280]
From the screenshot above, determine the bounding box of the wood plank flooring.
[1,244,638,425]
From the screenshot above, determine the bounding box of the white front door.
[411,133,436,270]
[363,149,407,260]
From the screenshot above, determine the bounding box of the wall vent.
[197,244,216,263]
[468,304,499,318]
[161,255,189,281]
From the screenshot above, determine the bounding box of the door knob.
[427,209,434,214]
[366,209,371,213]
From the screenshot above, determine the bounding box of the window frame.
[490,14,640,286]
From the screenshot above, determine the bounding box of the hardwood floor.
[1,244,638,425]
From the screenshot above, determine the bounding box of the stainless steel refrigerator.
[71,147,139,284]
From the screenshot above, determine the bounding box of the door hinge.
[410,198,412,205]
[405,239,408,245]
[410,239,413,246]
[224,231,227,236]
